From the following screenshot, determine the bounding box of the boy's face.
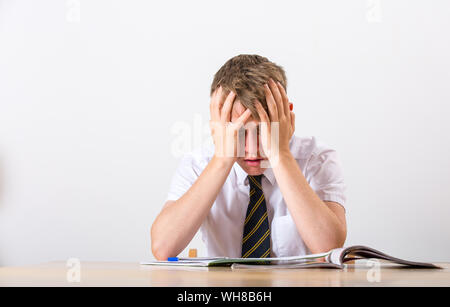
[231,100,268,176]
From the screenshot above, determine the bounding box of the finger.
[220,91,236,122]
[234,108,252,129]
[255,100,270,124]
[277,81,290,117]
[210,86,222,121]
[212,86,220,99]
[263,84,278,122]
[216,86,227,109]
[213,86,223,103]
[268,78,284,117]
[263,83,279,120]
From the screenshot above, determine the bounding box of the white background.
[1,0,449,266]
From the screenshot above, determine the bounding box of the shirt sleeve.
[166,153,203,202]
[306,148,347,209]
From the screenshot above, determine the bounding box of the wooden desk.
[0,261,449,287]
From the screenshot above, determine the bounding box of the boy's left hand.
[255,78,295,163]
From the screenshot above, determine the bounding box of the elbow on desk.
[309,235,347,254]
[151,236,171,261]
[152,245,170,261]
[150,225,176,261]
[312,243,344,255]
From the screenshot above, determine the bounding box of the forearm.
[272,151,346,253]
[151,157,234,260]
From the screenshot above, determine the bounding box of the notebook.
[140,245,440,269]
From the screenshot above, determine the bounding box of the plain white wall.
[1,0,450,266]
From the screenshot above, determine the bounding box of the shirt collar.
[233,162,276,186]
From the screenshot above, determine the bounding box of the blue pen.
[167,257,179,261]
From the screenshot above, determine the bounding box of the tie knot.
[248,175,263,189]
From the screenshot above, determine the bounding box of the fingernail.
[289,103,293,111]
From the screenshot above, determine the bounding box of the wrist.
[211,155,236,170]
[269,149,294,169]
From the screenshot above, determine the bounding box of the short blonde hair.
[210,54,287,120]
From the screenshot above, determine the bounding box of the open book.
[141,245,440,269]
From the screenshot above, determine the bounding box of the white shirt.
[166,136,346,258]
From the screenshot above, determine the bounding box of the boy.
[151,54,346,260]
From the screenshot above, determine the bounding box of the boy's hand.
[255,79,295,164]
[209,86,252,164]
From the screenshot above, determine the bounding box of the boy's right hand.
[209,86,252,164]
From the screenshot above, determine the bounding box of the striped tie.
[241,175,271,258]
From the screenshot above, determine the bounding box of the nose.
[245,125,259,158]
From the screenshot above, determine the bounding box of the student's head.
[210,54,287,176]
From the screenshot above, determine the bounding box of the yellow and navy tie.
[241,175,271,258]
